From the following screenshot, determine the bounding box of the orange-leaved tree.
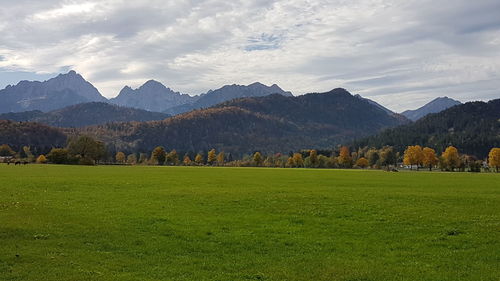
[422,147,438,171]
[292,153,304,168]
[183,155,192,166]
[488,147,500,172]
[217,152,225,166]
[338,146,352,168]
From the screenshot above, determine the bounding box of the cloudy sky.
[0,0,499,111]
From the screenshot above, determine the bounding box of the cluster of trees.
[401,145,500,172]
[0,136,105,165]
[110,145,500,172]
[2,138,500,173]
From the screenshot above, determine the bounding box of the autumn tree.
[36,154,47,164]
[366,148,379,167]
[253,152,263,166]
[0,144,15,156]
[309,150,319,168]
[116,152,126,164]
[127,154,137,165]
[166,149,179,165]
[217,152,225,166]
[151,146,166,165]
[263,157,274,167]
[403,145,423,170]
[356,157,369,169]
[337,146,352,168]
[441,146,461,171]
[207,149,216,165]
[195,153,204,165]
[286,157,294,168]
[422,147,438,171]
[488,147,500,172]
[183,155,192,166]
[292,153,304,167]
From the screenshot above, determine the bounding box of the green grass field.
[0,165,499,281]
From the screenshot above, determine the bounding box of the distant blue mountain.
[401,97,462,121]
[0,70,106,113]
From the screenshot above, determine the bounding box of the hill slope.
[110,80,196,112]
[0,102,170,127]
[0,71,106,113]
[401,97,462,121]
[0,120,67,154]
[80,88,406,155]
[353,99,500,157]
[165,82,292,115]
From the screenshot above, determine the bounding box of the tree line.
[2,137,498,172]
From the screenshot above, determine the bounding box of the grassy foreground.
[0,165,498,281]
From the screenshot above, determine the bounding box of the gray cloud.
[0,0,499,111]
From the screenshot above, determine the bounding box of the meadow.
[0,165,498,281]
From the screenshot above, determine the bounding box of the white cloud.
[0,0,499,111]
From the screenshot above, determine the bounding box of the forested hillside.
[353,99,500,157]
[78,88,407,155]
[0,102,170,127]
[0,120,67,155]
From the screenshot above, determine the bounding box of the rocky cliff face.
[0,70,106,113]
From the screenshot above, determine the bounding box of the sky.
[0,0,499,112]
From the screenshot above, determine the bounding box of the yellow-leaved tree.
[194,153,204,165]
[36,154,47,164]
[403,145,423,170]
[441,146,460,171]
[488,147,500,172]
[422,147,438,171]
[253,152,262,166]
[217,152,225,166]
[116,151,126,164]
[356,157,369,169]
[207,149,216,165]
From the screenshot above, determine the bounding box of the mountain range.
[0,70,464,121]
[109,80,196,112]
[1,70,493,158]
[0,71,294,115]
[164,82,293,115]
